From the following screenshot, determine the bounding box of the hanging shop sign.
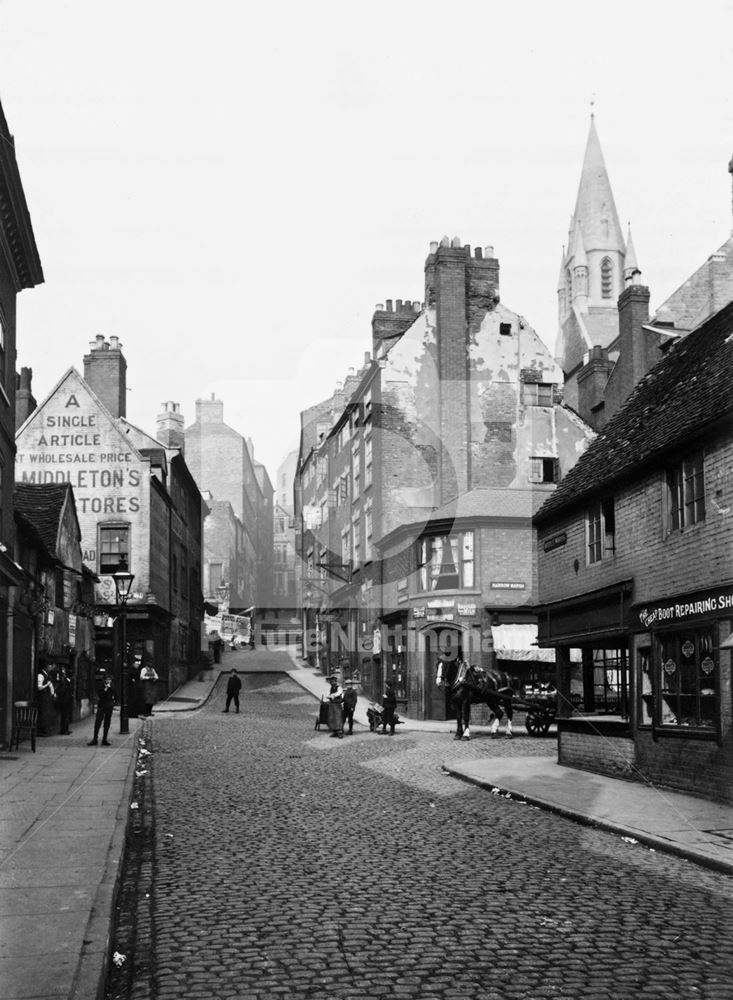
[636,585,733,629]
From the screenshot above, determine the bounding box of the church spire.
[624,224,641,284]
[571,115,625,254]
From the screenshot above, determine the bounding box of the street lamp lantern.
[112,555,135,603]
[112,555,135,734]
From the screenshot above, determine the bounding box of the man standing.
[326,675,344,739]
[55,667,74,735]
[342,685,357,736]
[223,669,242,713]
[88,677,116,746]
[380,681,397,736]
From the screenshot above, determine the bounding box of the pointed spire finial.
[590,96,595,120]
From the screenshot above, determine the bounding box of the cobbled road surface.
[106,651,733,1000]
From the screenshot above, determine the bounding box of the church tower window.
[601,257,613,299]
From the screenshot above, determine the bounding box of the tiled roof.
[14,482,71,556]
[430,488,551,522]
[535,298,733,525]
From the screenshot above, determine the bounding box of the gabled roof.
[652,236,733,335]
[14,482,72,556]
[536,298,733,525]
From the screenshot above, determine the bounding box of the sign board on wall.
[636,586,733,629]
[15,370,148,599]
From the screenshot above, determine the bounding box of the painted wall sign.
[637,586,733,628]
[16,370,150,603]
[457,604,477,616]
[543,532,567,553]
[427,599,455,608]
[490,581,526,590]
[412,607,426,618]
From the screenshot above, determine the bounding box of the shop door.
[425,627,463,719]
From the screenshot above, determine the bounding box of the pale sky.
[1,0,732,480]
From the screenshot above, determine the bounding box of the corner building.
[15,338,205,697]
[535,300,733,803]
[296,238,594,718]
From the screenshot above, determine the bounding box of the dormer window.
[601,257,613,299]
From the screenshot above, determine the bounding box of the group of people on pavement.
[87,663,159,747]
[324,676,358,738]
[325,675,398,738]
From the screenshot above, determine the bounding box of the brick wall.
[558,731,636,780]
[537,433,733,606]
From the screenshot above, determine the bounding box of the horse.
[436,658,514,741]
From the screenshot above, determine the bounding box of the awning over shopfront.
[491,624,555,662]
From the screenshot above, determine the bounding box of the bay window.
[418,530,474,591]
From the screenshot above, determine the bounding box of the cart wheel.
[525,713,541,736]
[538,719,552,736]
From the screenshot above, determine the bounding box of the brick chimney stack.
[83,335,127,418]
[616,283,652,402]
[195,393,224,424]
[371,298,421,358]
[15,366,36,430]
[157,401,185,450]
[425,237,500,503]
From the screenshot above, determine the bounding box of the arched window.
[601,257,613,299]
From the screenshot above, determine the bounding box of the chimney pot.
[474,247,483,259]
[429,241,439,253]
[376,303,384,312]
[386,299,393,312]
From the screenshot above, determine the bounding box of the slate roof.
[535,298,733,526]
[14,482,71,556]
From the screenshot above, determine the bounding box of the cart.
[314,698,331,731]
[521,691,557,737]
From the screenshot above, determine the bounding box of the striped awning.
[491,624,555,663]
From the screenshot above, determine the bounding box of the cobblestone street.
[107,658,733,1000]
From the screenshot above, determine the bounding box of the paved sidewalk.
[4,653,733,1000]
[0,717,144,1000]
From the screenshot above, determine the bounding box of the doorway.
[424,625,463,719]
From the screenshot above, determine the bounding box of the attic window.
[529,457,559,484]
[601,257,613,299]
[499,322,512,336]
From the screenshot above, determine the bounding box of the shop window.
[98,525,130,575]
[591,648,628,716]
[656,627,716,731]
[666,453,705,532]
[638,645,653,725]
[418,530,474,591]
[586,497,615,564]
